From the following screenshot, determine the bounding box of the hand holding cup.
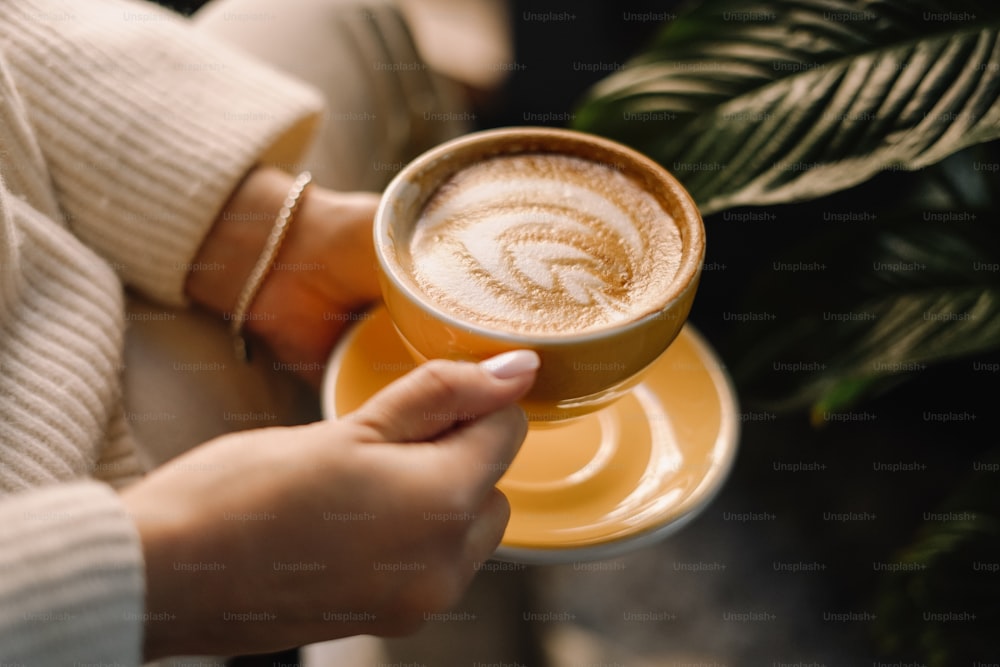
[374,127,705,422]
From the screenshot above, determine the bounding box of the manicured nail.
[480,350,540,379]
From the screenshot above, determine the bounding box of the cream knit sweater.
[0,0,322,663]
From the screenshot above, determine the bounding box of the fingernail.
[480,350,540,379]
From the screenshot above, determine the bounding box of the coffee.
[376,127,704,420]
[403,153,682,335]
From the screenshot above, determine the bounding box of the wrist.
[121,487,192,660]
[229,171,313,360]
[245,187,382,340]
[185,166,296,318]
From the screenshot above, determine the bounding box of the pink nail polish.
[480,350,541,379]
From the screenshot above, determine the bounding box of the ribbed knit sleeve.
[0,0,324,304]
[0,481,144,666]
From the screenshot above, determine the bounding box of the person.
[0,0,532,663]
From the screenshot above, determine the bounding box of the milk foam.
[407,154,682,335]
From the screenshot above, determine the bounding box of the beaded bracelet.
[230,171,313,361]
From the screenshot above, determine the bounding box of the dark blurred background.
[153,0,676,129]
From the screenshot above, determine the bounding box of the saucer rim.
[321,307,741,564]
[492,324,740,563]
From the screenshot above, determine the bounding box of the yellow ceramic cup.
[374,127,705,422]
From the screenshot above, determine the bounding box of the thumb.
[345,350,539,443]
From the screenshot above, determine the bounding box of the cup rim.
[374,126,705,345]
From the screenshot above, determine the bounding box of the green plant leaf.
[727,215,1000,415]
[574,0,1000,213]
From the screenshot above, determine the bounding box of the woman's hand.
[186,166,382,386]
[122,350,539,659]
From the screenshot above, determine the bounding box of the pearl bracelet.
[230,171,313,361]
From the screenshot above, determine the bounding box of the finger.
[432,403,528,495]
[463,489,512,570]
[346,351,539,443]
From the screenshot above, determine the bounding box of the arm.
[184,166,382,386]
[0,482,144,665]
[0,0,323,305]
[1,1,381,380]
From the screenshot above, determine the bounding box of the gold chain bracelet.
[230,170,313,361]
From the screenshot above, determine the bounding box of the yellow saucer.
[321,306,740,564]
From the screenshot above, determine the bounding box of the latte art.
[407,154,682,335]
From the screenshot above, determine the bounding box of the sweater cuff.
[0,481,145,665]
[0,0,324,305]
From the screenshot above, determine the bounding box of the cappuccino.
[404,154,682,335]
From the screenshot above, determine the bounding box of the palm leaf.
[574,0,1000,213]
[726,211,1000,416]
